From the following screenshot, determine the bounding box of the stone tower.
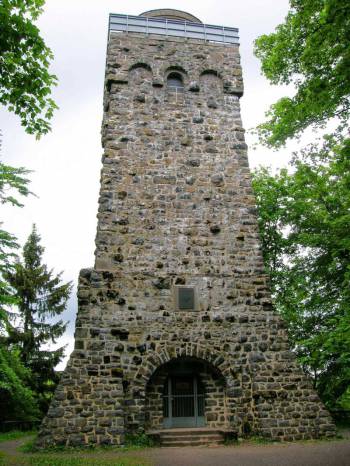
[37,9,335,447]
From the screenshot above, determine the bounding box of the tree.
[0,2,61,421]
[0,0,58,137]
[252,136,350,409]
[1,0,57,317]
[0,153,32,324]
[5,225,72,413]
[253,0,350,411]
[0,346,39,422]
[254,0,350,148]
[0,138,38,424]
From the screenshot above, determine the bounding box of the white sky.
[1,0,295,369]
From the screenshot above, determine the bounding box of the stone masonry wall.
[37,29,335,447]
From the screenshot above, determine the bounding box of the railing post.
[194,377,198,425]
[168,377,172,421]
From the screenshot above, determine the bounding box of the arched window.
[167,72,184,91]
[129,63,153,88]
[200,70,223,94]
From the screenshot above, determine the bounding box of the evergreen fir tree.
[5,225,72,413]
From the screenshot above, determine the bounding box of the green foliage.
[16,439,153,466]
[0,150,38,426]
[338,387,350,411]
[24,458,148,466]
[254,0,350,410]
[0,2,62,426]
[124,433,155,448]
[0,346,39,422]
[0,162,32,207]
[0,158,32,322]
[252,136,350,409]
[0,430,36,443]
[0,452,150,466]
[0,229,19,316]
[254,0,350,147]
[0,0,58,137]
[0,0,57,315]
[4,225,72,414]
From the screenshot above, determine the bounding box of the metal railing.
[109,14,239,45]
[166,86,185,103]
[162,393,205,418]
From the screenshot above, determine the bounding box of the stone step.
[157,429,225,447]
[162,434,223,440]
[160,429,220,435]
[162,440,224,447]
[160,428,223,434]
[162,437,223,444]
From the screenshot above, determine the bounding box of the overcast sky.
[1,0,294,369]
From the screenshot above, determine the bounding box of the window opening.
[167,72,184,91]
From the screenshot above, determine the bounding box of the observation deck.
[108,9,239,45]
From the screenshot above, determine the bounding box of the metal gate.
[163,375,205,428]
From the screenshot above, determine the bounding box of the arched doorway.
[145,356,227,430]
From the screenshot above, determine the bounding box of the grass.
[0,454,152,466]
[0,430,36,443]
[0,431,153,466]
[20,434,155,454]
[124,433,155,448]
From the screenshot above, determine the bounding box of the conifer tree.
[5,225,72,412]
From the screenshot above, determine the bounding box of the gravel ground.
[141,439,350,466]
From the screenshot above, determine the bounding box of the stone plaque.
[178,287,195,310]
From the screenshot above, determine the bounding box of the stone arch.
[165,65,188,76]
[121,343,244,433]
[164,65,188,86]
[135,343,233,386]
[200,69,223,94]
[200,69,223,79]
[128,63,153,89]
[128,62,152,73]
